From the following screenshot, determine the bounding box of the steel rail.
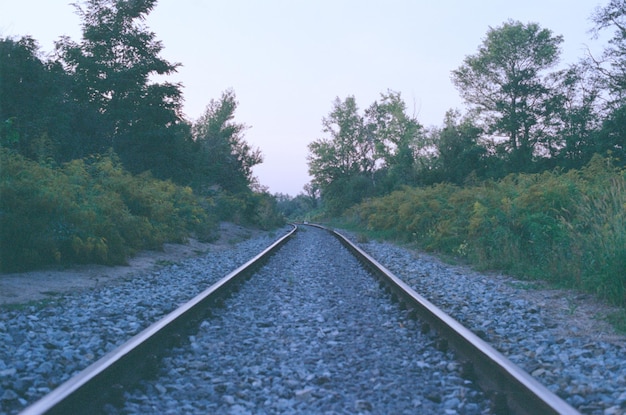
[316,224,580,415]
[20,225,297,415]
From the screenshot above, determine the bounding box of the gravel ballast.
[0,227,292,415]
[1,224,624,414]
[347,233,626,415]
[118,225,489,414]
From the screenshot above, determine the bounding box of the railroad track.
[20,224,579,415]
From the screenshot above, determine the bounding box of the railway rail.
[20,224,579,415]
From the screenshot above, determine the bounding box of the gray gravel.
[347,233,626,415]
[0,228,292,415]
[1,224,625,414]
[117,225,490,414]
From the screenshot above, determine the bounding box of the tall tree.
[547,65,602,169]
[1,37,47,155]
[451,20,564,172]
[57,0,185,174]
[307,96,376,213]
[364,90,422,187]
[192,89,262,193]
[431,110,487,184]
[308,96,372,187]
[590,0,626,165]
[591,0,626,102]
[0,36,73,161]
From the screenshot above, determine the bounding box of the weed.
[566,299,579,315]
[606,310,626,334]
[356,233,369,244]
[0,150,218,272]
[341,155,626,309]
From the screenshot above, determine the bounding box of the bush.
[213,190,285,230]
[0,150,217,272]
[562,157,626,304]
[346,156,626,306]
[1,151,69,269]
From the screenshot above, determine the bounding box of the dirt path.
[0,222,263,305]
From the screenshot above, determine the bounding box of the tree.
[0,36,73,161]
[57,0,185,175]
[364,90,423,187]
[431,110,487,184]
[451,20,564,172]
[591,0,626,102]
[274,190,319,220]
[546,65,603,169]
[307,96,376,213]
[308,96,372,184]
[307,93,432,213]
[1,37,46,155]
[589,0,626,165]
[192,89,262,193]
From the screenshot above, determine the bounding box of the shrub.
[345,155,626,306]
[0,149,217,272]
[212,190,285,230]
[561,158,626,305]
[1,151,67,269]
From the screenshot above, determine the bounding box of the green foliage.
[212,191,285,230]
[307,96,373,214]
[429,110,487,184]
[347,156,626,306]
[451,20,564,172]
[591,0,626,101]
[563,157,626,304]
[0,37,76,162]
[0,150,217,272]
[191,90,263,194]
[1,3,193,181]
[364,90,423,186]
[308,92,425,214]
[251,192,286,230]
[58,0,186,176]
[595,105,626,167]
[275,189,320,221]
[308,96,369,186]
[592,0,626,167]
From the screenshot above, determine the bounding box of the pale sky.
[0,1,607,195]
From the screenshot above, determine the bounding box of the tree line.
[307,3,626,215]
[1,0,260,195]
[0,0,286,272]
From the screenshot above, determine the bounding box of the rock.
[294,388,313,401]
[0,368,17,377]
[1,389,19,401]
[355,399,373,411]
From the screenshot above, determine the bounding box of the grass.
[342,156,626,311]
[606,311,626,334]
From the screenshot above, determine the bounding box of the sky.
[0,0,609,195]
